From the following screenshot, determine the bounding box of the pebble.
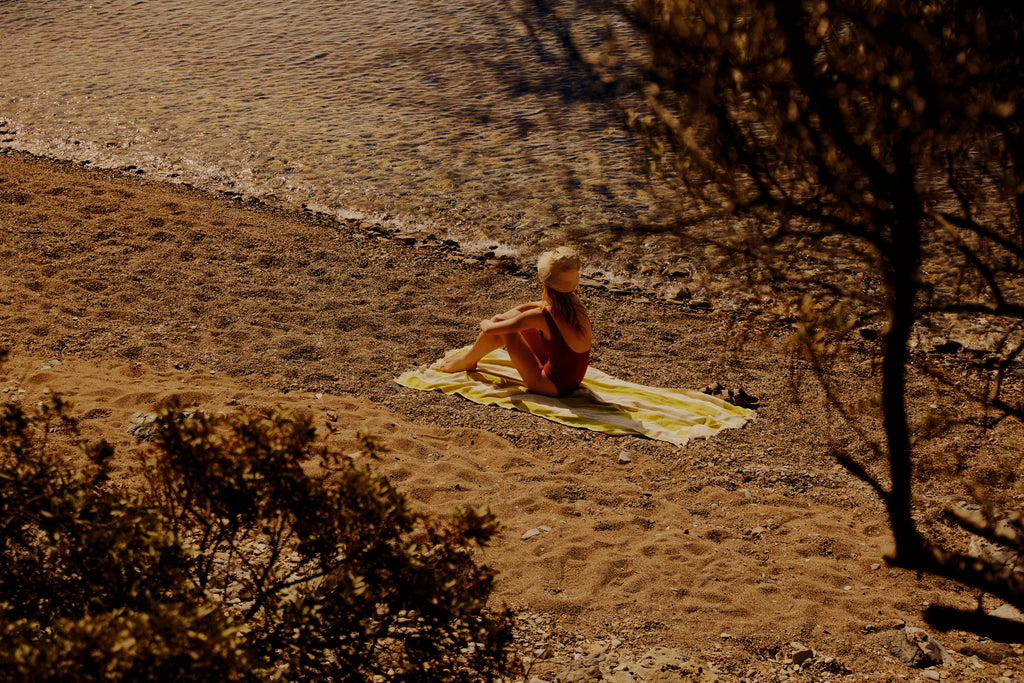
[618,451,631,464]
[791,645,814,666]
[960,641,1014,664]
[989,603,1024,623]
[890,626,952,668]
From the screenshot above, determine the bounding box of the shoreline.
[1,148,1017,680]
[0,138,728,306]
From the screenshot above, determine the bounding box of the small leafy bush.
[0,356,516,681]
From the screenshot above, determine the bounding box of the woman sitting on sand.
[439,246,591,397]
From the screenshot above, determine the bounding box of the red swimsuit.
[539,309,590,396]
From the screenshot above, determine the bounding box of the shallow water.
[1,0,695,290]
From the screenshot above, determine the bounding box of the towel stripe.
[395,348,755,446]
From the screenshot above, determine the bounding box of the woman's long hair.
[544,285,585,333]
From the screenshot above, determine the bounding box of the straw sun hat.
[537,246,581,293]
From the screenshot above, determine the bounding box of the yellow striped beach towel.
[395,348,755,447]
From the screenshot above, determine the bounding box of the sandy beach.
[2,149,1020,681]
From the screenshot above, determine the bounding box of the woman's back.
[540,307,590,396]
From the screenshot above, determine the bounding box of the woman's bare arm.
[480,307,548,335]
[489,301,543,323]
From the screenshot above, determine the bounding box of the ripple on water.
[0,0,718,293]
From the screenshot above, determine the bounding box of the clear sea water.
[1,0,695,290]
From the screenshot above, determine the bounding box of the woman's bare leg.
[503,332,559,396]
[438,330,503,372]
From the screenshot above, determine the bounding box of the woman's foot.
[439,353,478,373]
